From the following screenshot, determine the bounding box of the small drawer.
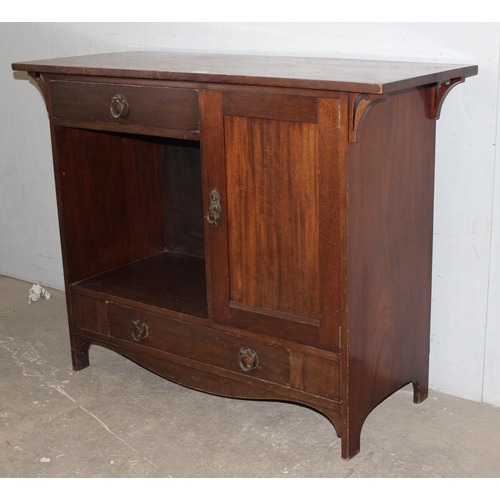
[50,80,199,136]
[107,303,290,386]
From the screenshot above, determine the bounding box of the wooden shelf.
[72,251,208,318]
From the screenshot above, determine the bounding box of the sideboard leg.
[412,380,429,404]
[341,421,362,460]
[71,334,91,371]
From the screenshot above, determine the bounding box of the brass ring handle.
[238,347,259,372]
[130,318,149,342]
[110,94,129,118]
[207,211,220,225]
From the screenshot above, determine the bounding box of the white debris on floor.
[28,284,51,303]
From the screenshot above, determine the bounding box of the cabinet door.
[200,91,347,351]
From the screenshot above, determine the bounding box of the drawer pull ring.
[131,318,149,341]
[206,188,221,225]
[238,347,259,372]
[110,94,129,118]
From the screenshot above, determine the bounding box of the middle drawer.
[107,302,290,386]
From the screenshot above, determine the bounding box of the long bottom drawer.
[107,302,290,386]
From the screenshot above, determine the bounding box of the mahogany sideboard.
[12,52,477,459]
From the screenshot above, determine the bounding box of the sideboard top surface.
[12,51,478,94]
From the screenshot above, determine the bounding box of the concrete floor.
[1,274,499,478]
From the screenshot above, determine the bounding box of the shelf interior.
[72,251,208,318]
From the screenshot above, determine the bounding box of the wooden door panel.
[225,116,320,320]
[202,90,347,351]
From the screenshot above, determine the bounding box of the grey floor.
[1,274,499,478]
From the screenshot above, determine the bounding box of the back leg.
[412,380,428,404]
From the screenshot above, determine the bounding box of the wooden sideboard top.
[12,51,478,94]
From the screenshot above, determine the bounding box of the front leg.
[71,333,91,371]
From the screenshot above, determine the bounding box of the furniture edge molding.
[348,93,387,143]
[430,77,465,120]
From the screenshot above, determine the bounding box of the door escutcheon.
[206,188,221,225]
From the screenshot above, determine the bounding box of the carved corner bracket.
[348,93,387,143]
[430,77,465,120]
[27,71,48,110]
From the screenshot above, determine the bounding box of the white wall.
[1,22,499,406]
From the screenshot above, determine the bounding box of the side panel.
[54,127,166,284]
[345,86,436,457]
